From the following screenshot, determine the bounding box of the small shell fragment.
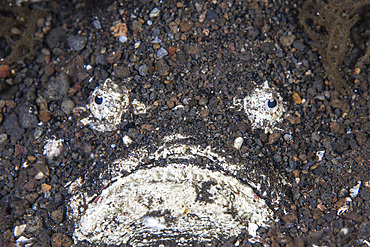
[316,150,325,161]
[122,135,133,147]
[43,138,63,160]
[349,181,361,198]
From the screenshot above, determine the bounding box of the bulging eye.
[95,96,103,105]
[267,98,277,108]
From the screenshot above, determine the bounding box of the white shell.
[243,81,285,133]
[81,78,129,132]
[43,138,63,160]
[73,164,273,245]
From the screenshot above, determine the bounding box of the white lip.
[69,136,274,246]
[72,164,273,245]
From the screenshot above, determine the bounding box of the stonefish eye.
[267,98,277,108]
[95,96,103,105]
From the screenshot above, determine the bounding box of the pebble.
[167,100,175,109]
[16,104,38,129]
[149,7,160,18]
[24,179,37,192]
[292,92,302,104]
[5,100,17,109]
[39,110,52,123]
[330,122,345,134]
[198,97,208,106]
[273,153,282,163]
[200,108,210,118]
[3,113,24,143]
[268,132,281,144]
[311,132,321,142]
[41,48,50,56]
[138,64,149,76]
[14,224,27,237]
[119,35,128,43]
[51,233,73,247]
[179,20,194,32]
[27,156,37,162]
[157,47,168,59]
[0,65,12,78]
[44,64,55,76]
[10,27,22,35]
[67,35,87,51]
[33,127,43,140]
[315,94,325,101]
[155,59,169,76]
[113,66,130,78]
[44,73,70,101]
[106,50,122,64]
[168,22,178,34]
[236,121,247,132]
[234,137,244,149]
[141,124,154,131]
[51,208,65,224]
[131,20,142,32]
[206,10,219,22]
[355,132,367,146]
[106,1,117,11]
[92,20,102,29]
[283,134,293,142]
[0,133,7,144]
[33,160,50,180]
[61,98,75,115]
[279,34,296,47]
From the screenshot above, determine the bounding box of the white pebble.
[149,7,160,18]
[92,20,101,29]
[122,135,133,147]
[316,150,325,161]
[14,224,27,237]
[43,138,63,160]
[119,35,128,43]
[134,41,141,49]
[157,47,168,59]
[349,181,362,198]
[234,137,244,150]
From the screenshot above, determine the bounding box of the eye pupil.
[95,96,103,104]
[267,99,277,108]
